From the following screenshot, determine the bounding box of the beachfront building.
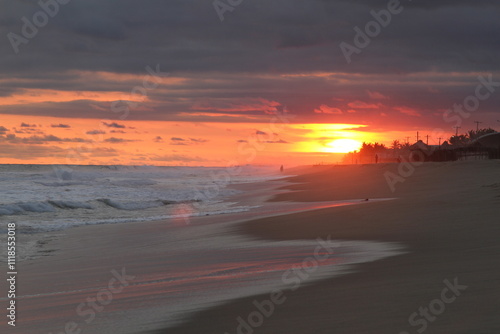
[408,133,500,162]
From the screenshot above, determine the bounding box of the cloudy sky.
[1,0,499,165]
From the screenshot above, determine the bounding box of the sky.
[1,0,499,166]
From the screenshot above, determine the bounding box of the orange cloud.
[367,91,388,100]
[313,105,343,114]
[394,106,421,117]
[0,89,143,106]
[347,101,381,109]
[191,98,282,115]
[69,70,184,85]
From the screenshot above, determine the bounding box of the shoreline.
[0,174,288,265]
[2,161,499,333]
[1,174,403,334]
[157,160,500,334]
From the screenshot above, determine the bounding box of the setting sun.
[325,139,362,153]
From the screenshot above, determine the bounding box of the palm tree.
[391,140,401,150]
[467,128,496,141]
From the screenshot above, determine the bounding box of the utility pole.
[474,121,482,132]
[425,135,430,145]
[438,137,443,146]
[416,131,420,142]
[454,126,461,136]
[405,137,410,144]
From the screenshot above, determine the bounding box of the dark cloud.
[0,0,498,129]
[335,0,500,9]
[14,128,42,134]
[0,126,8,134]
[51,124,71,128]
[20,122,36,128]
[170,137,208,145]
[266,139,289,144]
[0,134,89,144]
[154,136,163,142]
[104,137,135,143]
[2,0,498,76]
[189,138,208,143]
[86,130,106,135]
[102,122,126,129]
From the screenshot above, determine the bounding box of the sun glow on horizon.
[0,115,434,166]
[291,123,370,156]
[323,139,362,153]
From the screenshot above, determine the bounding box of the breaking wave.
[0,199,198,216]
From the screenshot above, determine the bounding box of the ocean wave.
[0,202,55,215]
[0,198,200,216]
[47,200,94,210]
[97,198,165,210]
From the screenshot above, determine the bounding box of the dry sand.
[161,160,500,334]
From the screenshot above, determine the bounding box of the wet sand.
[160,160,500,334]
[1,178,400,334]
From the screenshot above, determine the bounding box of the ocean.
[0,164,282,232]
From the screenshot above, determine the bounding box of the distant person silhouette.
[280,165,284,172]
[375,154,379,164]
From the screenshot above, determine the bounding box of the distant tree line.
[447,128,496,146]
[342,128,497,164]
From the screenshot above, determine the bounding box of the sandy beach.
[161,160,500,334]
[2,160,499,334]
